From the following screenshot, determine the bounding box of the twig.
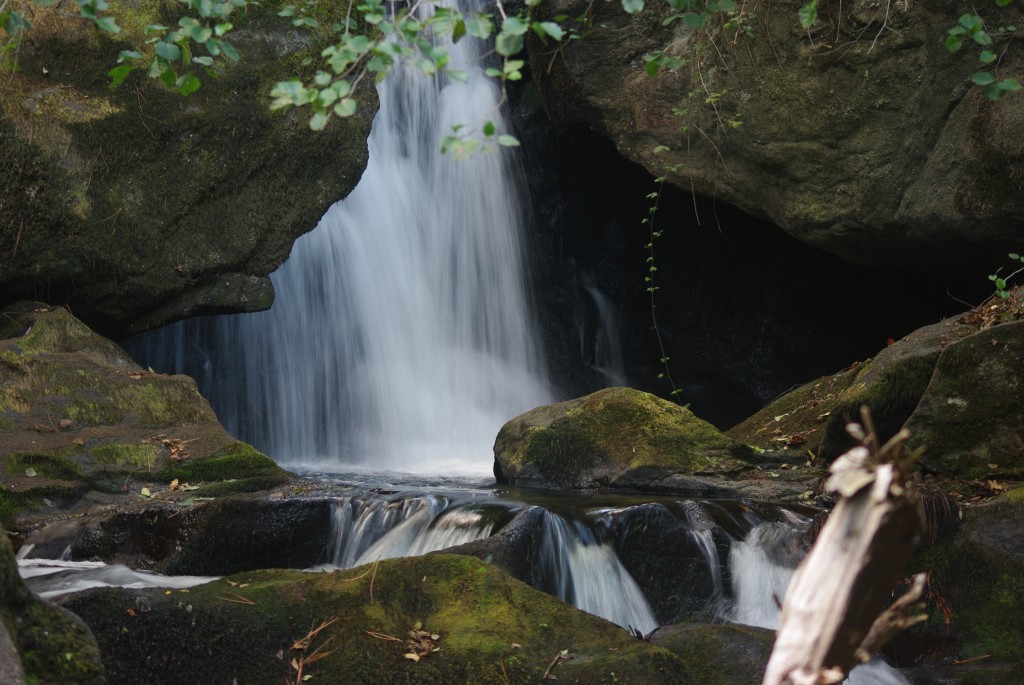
[369,557,379,603]
[218,592,255,605]
[541,650,573,681]
[364,630,403,642]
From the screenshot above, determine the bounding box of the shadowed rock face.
[0,2,375,337]
[532,0,1023,274]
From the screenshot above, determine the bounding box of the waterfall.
[577,271,628,387]
[125,0,550,475]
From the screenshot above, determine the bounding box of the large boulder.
[0,1,375,336]
[532,0,1023,274]
[894,488,1024,682]
[493,387,760,492]
[62,554,703,684]
[1,533,105,684]
[729,289,1024,480]
[0,303,289,529]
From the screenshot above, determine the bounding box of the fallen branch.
[762,408,926,685]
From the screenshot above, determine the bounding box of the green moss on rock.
[495,387,755,490]
[65,554,696,684]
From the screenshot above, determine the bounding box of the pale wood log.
[762,410,925,685]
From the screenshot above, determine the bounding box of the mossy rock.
[1,304,290,526]
[1,534,105,684]
[650,623,774,685]
[0,1,374,337]
[494,387,756,491]
[895,489,1024,676]
[730,294,1024,479]
[904,321,1024,479]
[60,553,785,684]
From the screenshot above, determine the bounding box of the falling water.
[577,272,628,387]
[326,495,502,568]
[537,511,658,636]
[728,523,912,685]
[126,1,550,474]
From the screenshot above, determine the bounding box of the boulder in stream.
[0,303,290,531]
[493,387,760,493]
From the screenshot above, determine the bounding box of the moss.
[65,555,691,684]
[817,351,939,460]
[91,443,158,469]
[3,452,84,481]
[524,427,598,488]
[155,441,288,485]
[497,388,755,488]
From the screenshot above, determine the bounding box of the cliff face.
[533,0,1023,273]
[0,2,375,337]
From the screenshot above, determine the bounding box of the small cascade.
[728,523,911,685]
[328,496,502,568]
[576,271,628,387]
[17,558,217,600]
[537,511,658,636]
[680,501,724,599]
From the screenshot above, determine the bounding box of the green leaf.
[495,32,523,57]
[972,70,996,86]
[118,50,142,63]
[176,73,202,95]
[944,35,963,53]
[220,41,240,61]
[483,120,496,136]
[979,50,997,64]
[145,24,168,33]
[193,55,214,66]
[156,41,182,62]
[108,64,134,89]
[971,30,994,46]
[310,111,329,131]
[465,16,494,39]
[94,15,120,33]
[334,97,357,117]
[798,2,817,30]
[621,0,645,15]
[498,134,520,147]
[535,21,564,41]
[215,22,233,36]
[501,17,529,36]
[715,0,737,11]
[1010,253,1021,260]
[683,12,705,28]
[645,59,659,76]
[159,67,177,88]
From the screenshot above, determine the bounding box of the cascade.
[125,0,550,474]
[536,510,658,636]
[577,271,628,387]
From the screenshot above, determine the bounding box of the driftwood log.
[762,409,928,685]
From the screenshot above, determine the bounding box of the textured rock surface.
[493,387,757,491]
[0,303,289,528]
[729,288,1024,479]
[1,534,105,685]
[63,554,699,684]
[533,0,1023,273]
[0,2,374,336]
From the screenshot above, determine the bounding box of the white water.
[728,523,912,685]
[538,511,658,636]
[327,496,497,568]
[17,558,217,600]
[128,1,550,475]
[579,272,627,386]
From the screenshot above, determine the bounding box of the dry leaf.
[169,479,180,491]
[404,653,421,662]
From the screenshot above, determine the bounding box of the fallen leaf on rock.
[25,468,37,477]
[140,487,152,498]
[59,418,72,429]
[169,479,180,491]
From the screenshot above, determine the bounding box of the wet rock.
[0,2,375,336]
[1,534,105,684]
[0,304,289,529]
[20,496,332,575]
[494,387,757,492]
[650,623,774,685]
